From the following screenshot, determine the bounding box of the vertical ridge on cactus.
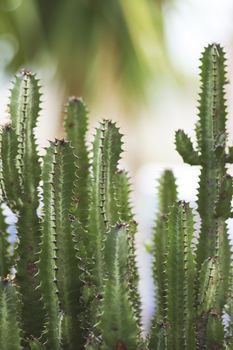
[0,43,233,349]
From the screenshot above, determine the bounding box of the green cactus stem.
[99,223,141,349]
[64,97,89,244]
[151,170,177,325]
[115,170,141,322]
[150,201,196,350]
[38,139,85,349]
[87,120,123,287]
[0,278,21,350]
[115,170,134,222]
[1,71,45,340]
[38,142,62,349]
[51,139,84,349]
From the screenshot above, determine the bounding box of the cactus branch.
[100,223,141,349]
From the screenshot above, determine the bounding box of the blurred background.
[1,0,233,329]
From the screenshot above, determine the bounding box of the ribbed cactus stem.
[38,142,61,349]
[150,201,196,349]
[98,120,123,226]
[99,223,141,349]
[0,279,21,350]
[115,170,134,222]
[165,202,196,349]
[87,120,123,286]
[196,256,224,348]
[195,44,230,266]
[4,71,45,339]
[174,43,232,349]
[115,170,141,322]
[50,139,84,349]
[152,170,177,322]
[64,98,89,240]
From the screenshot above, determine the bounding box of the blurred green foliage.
[0,0,174,102]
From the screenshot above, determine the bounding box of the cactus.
[175,44,232,272]
[176,43,232,345]
[149,43,233,349]
[0,43,232,349]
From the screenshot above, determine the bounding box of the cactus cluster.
[0,43,233,349]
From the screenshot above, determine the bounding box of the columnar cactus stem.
[115,170,134,222]
[87,120,123,287]
[0,278,21,350]
[64,98,89,243]
[51,140,84,349]
[38,142,61,349]
[83,120,124,342]
[115,170,141,322]
[150,201,196,349]
[0,71,45,339]
[38,140,84,349]
[151,170,177,324]
[174,43,232,348]
[167,202,196,349]
[98,120,123,226]
[99,223,141,349]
